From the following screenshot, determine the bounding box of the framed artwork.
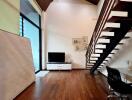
[72,36,88,51]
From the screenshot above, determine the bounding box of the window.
[20,0,40,26]
[20,0,42,73]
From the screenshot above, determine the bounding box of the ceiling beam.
[86,0,100,5]
[36,0,53,11]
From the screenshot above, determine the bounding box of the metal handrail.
[86,0,119,65]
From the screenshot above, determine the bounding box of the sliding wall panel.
[0,29,35,100]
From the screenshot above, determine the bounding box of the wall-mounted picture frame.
[72,36,88,51]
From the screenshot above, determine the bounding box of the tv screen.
[48,52,65,62]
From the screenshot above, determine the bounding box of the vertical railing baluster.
[86,0,117,70]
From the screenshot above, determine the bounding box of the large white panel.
[0,30,35,100]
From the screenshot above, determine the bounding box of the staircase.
[86,0,132,74]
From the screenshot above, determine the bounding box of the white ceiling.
[45,0,98,39]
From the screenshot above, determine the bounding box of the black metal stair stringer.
[90,21,132,74]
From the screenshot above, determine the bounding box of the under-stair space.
[86,0,132,74]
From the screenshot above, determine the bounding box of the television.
[48,52,65,63]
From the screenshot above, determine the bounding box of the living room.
[1,0,132,100]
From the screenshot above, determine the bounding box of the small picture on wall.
[72,38,82,45]
[72,36,88,51]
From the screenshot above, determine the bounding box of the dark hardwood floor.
[14,70,109,100]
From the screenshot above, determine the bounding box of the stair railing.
[86,0,119,66]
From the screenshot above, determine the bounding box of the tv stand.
[47,62,72,70]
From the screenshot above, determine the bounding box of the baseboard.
[72,68,87,70]
[42,67,87,70]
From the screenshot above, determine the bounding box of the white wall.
[29,0,42,15]
[109,35,132,69]
[43,0,97,69]
[42,12,48,69]
[0,0,20,34]
[0,0,41,35]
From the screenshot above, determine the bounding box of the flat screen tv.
[48,52,65,63]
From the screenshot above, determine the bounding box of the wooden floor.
[15,70,109,100]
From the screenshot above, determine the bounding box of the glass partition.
[20,0,41,73]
